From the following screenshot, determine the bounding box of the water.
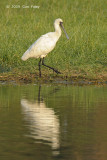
[0,84,107,160]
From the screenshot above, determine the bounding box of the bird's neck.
[54,24,62,39]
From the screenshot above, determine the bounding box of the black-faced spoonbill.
[21,18,69,77]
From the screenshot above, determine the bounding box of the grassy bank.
[0,0,107,81]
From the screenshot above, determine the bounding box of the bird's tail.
[21,49,30,61]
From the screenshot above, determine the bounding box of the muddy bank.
[0,72,107,85]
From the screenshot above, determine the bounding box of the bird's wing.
[32,34,56,55]
[22,32,56,60]
[28,32,56,58]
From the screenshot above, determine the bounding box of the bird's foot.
[53,69,61,74]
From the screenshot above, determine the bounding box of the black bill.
[60,22,69,39]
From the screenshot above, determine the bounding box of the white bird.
[21,18,69,77]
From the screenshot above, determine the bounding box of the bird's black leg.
[38,58,42,77]
[42,58,61,74]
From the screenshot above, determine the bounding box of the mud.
[0,73,107,85]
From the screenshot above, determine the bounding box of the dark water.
[0,84,107,160]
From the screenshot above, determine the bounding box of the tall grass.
[0,0,107,78]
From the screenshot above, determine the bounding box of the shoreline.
[0,72,107,85]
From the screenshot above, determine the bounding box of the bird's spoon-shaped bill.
[60,22,69,39]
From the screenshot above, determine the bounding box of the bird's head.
[54,18,63,25]
[54,18,69,39]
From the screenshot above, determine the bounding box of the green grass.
[0,0,107,80]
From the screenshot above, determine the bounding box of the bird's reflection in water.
[21,86,60,156]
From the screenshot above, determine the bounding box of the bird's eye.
[60,21,63,25]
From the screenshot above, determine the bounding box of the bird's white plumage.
[21,18,63,61]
